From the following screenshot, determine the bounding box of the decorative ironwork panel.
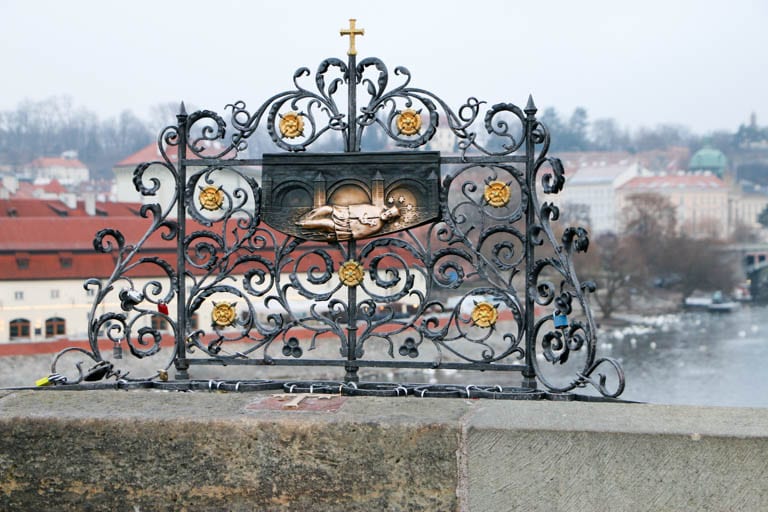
[50,23,624,398]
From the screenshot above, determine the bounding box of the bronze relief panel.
[261,152,440,241]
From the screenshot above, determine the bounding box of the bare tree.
[578,233,647,319]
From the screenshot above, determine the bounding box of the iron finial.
[525,94,537,116]
[179,101,187,116]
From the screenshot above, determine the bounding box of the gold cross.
[273,393,336,409]
[340,18,364,56]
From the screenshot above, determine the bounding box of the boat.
[683,291,739,313]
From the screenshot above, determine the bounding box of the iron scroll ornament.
[49,48,625,399]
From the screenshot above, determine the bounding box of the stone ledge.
[0,390,766,511]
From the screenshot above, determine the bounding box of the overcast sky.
[1,0,765,134]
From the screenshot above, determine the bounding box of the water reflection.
[607,304,768,407]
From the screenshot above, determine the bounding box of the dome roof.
[689,146,727,174]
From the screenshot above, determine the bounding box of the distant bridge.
[719,243,768,301]
[747,260,768,302]
[720,242,768,272]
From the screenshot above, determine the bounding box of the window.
[59,251,74,268]
[45,317,66,338]
[151,316,168,331]
[14,291,23,300]
[9,318,30,339]
[15,252,30,270]
[51,289,60,299]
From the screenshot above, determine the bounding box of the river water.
[604,303,768,407]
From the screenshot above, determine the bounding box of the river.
[604,303,768,407]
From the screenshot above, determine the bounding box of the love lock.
[35,373,68,387]
[83,361,115,382]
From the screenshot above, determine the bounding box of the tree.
[590,118,630,151]
[578,233,647,319]
[631,123,692,151]
[0,96,153,179]
[759,204,768,229]
[666,237,738,299]
[730,221,761,244]
[539,107,591,152]
[620,192,678,264]
[565,107,589,151]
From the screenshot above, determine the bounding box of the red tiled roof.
[116,143,171,166]
[0,199,143,218]
[0,217,176,251]
[0,252,143,280]
[28,157,87,169]
[42,179,67,194]
[11,182,40,199]
[116,141,237,167]
[619,174,727,190]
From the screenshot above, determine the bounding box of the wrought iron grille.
[50,22,625,398]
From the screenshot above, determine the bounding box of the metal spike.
[179,101,187,116]
[525,94,537,115]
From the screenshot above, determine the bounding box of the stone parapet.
[0,390,766,511]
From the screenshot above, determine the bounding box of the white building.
[553,161,643,234]
[22,155,90,186]
[616,173,731,239]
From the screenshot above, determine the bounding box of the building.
[21,154,90,186]
[616,173,730,239]
[551,161,643,235]
[0,201,148,343]
[729,184,768,240]
[0,195,427,344]
[689,145,728,178]
[113,142,255,213]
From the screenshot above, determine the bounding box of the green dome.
[689,146,727,176]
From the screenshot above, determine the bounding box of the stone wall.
[0,389,766,511]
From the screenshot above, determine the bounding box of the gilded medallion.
[470,302,498,328]
[211,302,237,328]
[396,109,422,136]
[279,112,304,139]
[199,186,224,211]
[339,260,365,287]
[484,181,511,208]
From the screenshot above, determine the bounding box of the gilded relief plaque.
[261,152,440,241]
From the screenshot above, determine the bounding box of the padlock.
[553,312,569,329]
[84,361,114,382]
[35,373,66,387]
[35,376,53,387]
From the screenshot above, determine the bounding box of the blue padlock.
[553,312,568,329]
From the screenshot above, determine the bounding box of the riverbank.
[595,289,685,328]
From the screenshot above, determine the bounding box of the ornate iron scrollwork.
[51,35,624,399]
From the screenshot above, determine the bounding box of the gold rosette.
[484,181,511,208]
[339,260,365,287]
[211,302,237,328]
[396,109,422,136]
[199,186,224,211]
[279,112,304,139]
[470,302,498,328]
